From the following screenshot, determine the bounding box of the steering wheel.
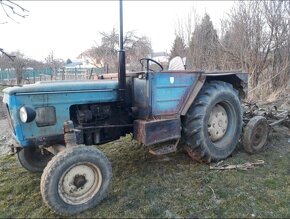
[139,58,163,72]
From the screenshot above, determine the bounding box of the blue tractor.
[2,1,247,215]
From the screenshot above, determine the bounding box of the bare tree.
[0,0,29,83]
[79,29,152,73]
[0,50,26,84]
[45,51,64,80]
[124,31,152,71]
[263,1,290,90]
[78,28,118,72]
[174,6,199,47]
[219,0,290,97]
[0,50,58,84]
[0,0,29,24]
[8,51,27,85]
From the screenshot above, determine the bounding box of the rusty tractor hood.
[3,80,119,95]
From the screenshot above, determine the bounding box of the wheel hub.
[252,125,264,148]
[73,175,87,189]
[208,104,228,142]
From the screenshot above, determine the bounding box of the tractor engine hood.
[3,80,119,95]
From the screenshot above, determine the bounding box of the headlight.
[19,106,36,123]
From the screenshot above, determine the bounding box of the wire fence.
[0,67,103,86]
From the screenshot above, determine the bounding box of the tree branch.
[0,48,16,61]
[0,0,29,23]
[7,0,29,13]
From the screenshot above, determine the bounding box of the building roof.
[65,61,82,69]
[151,52,169,57]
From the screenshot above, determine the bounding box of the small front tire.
[40,146,112,215]
[243,116,269,154]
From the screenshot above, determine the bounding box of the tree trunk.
[16,68,22,85]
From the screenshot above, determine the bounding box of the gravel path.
[0,96,11,156]
[0,119,11,156]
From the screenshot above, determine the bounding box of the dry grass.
[0,128,289,218]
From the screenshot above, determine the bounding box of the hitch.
[8,144,21,155]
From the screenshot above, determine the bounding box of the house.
[64,59,102,79]
[150,52,170,64]
[150,52,170,68]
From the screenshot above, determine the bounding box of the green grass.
[0,130,289,218]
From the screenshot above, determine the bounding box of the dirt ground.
[0,95,12,156]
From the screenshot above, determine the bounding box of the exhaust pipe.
[118,0,126,102]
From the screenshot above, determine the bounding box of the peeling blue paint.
[3,80,119,147]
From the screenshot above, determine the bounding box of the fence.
[0,67,103,85]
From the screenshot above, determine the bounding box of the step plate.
[133,117,181,146]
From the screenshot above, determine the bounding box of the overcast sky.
[0,1,234,62]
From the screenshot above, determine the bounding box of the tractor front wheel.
[40,146,112,215]
[182,81,243,162]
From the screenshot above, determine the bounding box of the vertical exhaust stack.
[118,0,126,103]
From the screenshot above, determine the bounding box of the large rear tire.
[40,146,112,215]
[182,81,243,162]
[17,147,53,173]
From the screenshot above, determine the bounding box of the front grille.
[4,104,15,134]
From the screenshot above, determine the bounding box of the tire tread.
[182,81,243,162]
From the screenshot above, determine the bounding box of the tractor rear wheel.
[40,146,112,215]
[17,147,53,172]
[182,81,243,162]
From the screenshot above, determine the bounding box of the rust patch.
[133,117,181,146]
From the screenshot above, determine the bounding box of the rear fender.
[180,75,206,115]
[205,72,248,99]
[180,72,248,116]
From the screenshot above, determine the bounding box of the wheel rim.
[208,104,228,142]
[58,162,102,205]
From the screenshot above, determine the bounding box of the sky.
[0,1,234,62]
